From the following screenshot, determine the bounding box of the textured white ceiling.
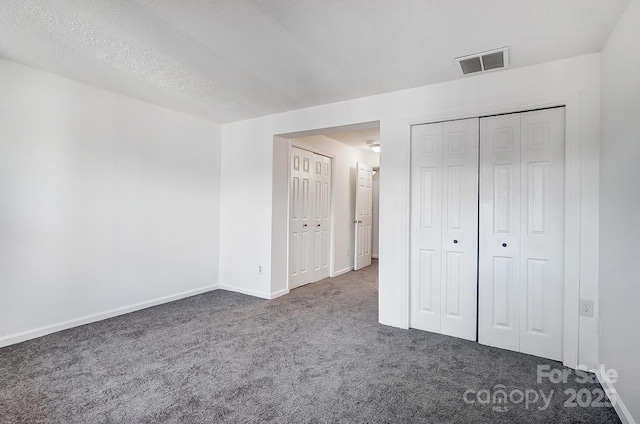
[0,0,630,123]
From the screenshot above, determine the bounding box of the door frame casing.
[405,92,582,369]
[287,140,337,290]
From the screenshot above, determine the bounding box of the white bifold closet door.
[290,146,332,290]
[478,108,565,361]
[410,118,479,341]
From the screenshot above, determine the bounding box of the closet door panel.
[440,119,479,341]
[411,118,478,340]
[410,123,443,333]
[289,147,316,289]
[311,154,324,282]
[519,108,565,361]
[479,108,565,361]
[479,114,521,353]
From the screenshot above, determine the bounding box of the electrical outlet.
[258,265,263,274]
[579,298,594,317]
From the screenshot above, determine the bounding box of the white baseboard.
[269,288,290,299]
[333,266,354,277]
[218,284,289,300]
[0,284,219,348]
[372,254,379,259]
[218,284,272,300]
[596,364,636,424]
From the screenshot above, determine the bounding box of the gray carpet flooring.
[0,260,621,423]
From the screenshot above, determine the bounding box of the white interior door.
[354,162,373,271]
[479,108,565,361]
[410,118,479,341]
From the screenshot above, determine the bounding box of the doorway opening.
[271,121,381,295]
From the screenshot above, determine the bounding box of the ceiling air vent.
[454,47,509,75]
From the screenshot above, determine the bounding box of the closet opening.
[410,106,567,362]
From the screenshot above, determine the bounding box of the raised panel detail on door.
[444,251,462,317]
[493,127,514,152]
[525,259,548,333]
[446,166,463,230]
[527,162,549,235]
[291,177,300,220]
[493,164,514,234]
[302,178,310,218]
[419,249,437,314]
[421,168,437,229]
[492,256,516,329]
[411,118,478,341]
[486,254,519,352]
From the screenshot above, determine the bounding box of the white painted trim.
[218,284,271,299]
[403,91,582,367]
[0,284,219,348]
[372,254,379,259]
[271,135,291,301]
[269,288,290,299]
[404,93,580,126]
[333,266,354,277]
[285,142,293,288]
[596,365,636,424]
[562,92,582,370]
[219,284,288,300]
[398,120,412,331]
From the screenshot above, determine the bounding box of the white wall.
[599,0,640,421]
[219,53,602,367]
[291,135,378,275]
[0,58,222,345]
